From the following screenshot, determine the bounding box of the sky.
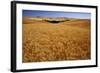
[23,10,91,19]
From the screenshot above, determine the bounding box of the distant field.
[22,17,91,63]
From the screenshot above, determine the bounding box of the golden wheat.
[22,18,91,63]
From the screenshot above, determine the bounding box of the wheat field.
[22,17,91,63]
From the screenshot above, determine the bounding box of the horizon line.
[23,16,91,19]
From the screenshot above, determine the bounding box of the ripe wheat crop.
[22,17,91,63]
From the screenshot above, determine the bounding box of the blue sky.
[23,10,91,19]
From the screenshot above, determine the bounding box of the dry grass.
[22,17,91,63]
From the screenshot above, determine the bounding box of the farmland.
[22,17,91,63]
